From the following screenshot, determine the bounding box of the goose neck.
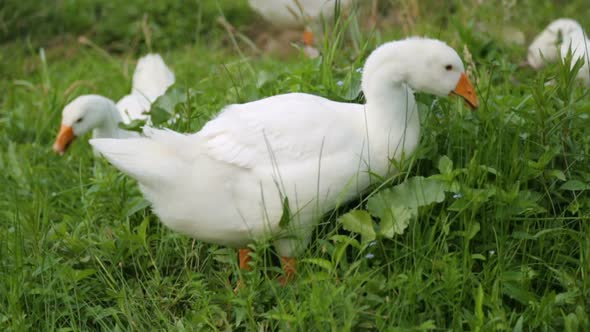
[93,102,125,138]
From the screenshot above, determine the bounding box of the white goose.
[248,0,352,57]
[527,18,590,85]
[90,38,478,284]
[53,54,175,154]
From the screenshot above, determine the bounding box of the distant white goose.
[53,54,175,154]
[527,18,590,85]
[248,0,352,57]
[90,38,478,285]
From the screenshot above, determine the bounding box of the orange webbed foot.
[234,248,253,293]
[302,28,319,58]
[278,256,296,286]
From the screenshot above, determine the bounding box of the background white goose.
[90,37,478,285]
[527,18,590,85]
[248,0,353,57]
[53,54,175,155]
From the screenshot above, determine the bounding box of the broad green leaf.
[329,234,361,249]
[256,70,278,88]
[555,291,579,306]
[341,75,362,101]
[367,176,445,238]
[513,316,524,332]
[367,176,446,216]
[529,147,559,170]
[339,210,376,243]
[118,118,145,132]
[366,189,391,219]
[563,312,579,332]
[152,86,187,115]
[416,320,436,330]
[378,206,414,238]
[547,169,566,181]
[464,222,480,241]
[137,217,150,247]
[471,187,497,203]
[438,155,453,175]
[150,86,188,125]
[560,180,590,191]
[448,187,495,212]
[471,254,486,261]
[475,284,484,323]
[211,247,236,264]
[301,258,333,272]
[514,190,546,215]
[502,282,537,305]
[479,165,499,175]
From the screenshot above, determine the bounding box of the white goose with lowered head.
[53,54,175,155]
[248,0,351,28]
[527,18,590,85]
[90,37,478,284]
[248,0,352,57]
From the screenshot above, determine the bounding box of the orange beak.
[451,73,478,109]
[53,125,75,155]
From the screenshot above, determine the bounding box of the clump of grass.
[0,0,253,51]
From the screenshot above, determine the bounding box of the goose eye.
[445,65,453,71]
[76,117,83,123]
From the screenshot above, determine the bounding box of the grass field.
[1,0,590,330]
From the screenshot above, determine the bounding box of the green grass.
[1,0,590,330]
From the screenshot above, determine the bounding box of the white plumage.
[248,0,353,58]
[527,18,590,85]
[53,54,175,154]
[248,0,351,29]
[90,38,478,261]
[116,54,176,123]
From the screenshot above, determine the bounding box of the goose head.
[53,95,119,155]
[361,37,478,109]
[527,18,584,69]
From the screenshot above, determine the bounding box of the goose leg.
[234,248,252,292]
[302,27,320,58]
[239,248,253,270]
[303,27,315,46]
[278,256,297,286]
